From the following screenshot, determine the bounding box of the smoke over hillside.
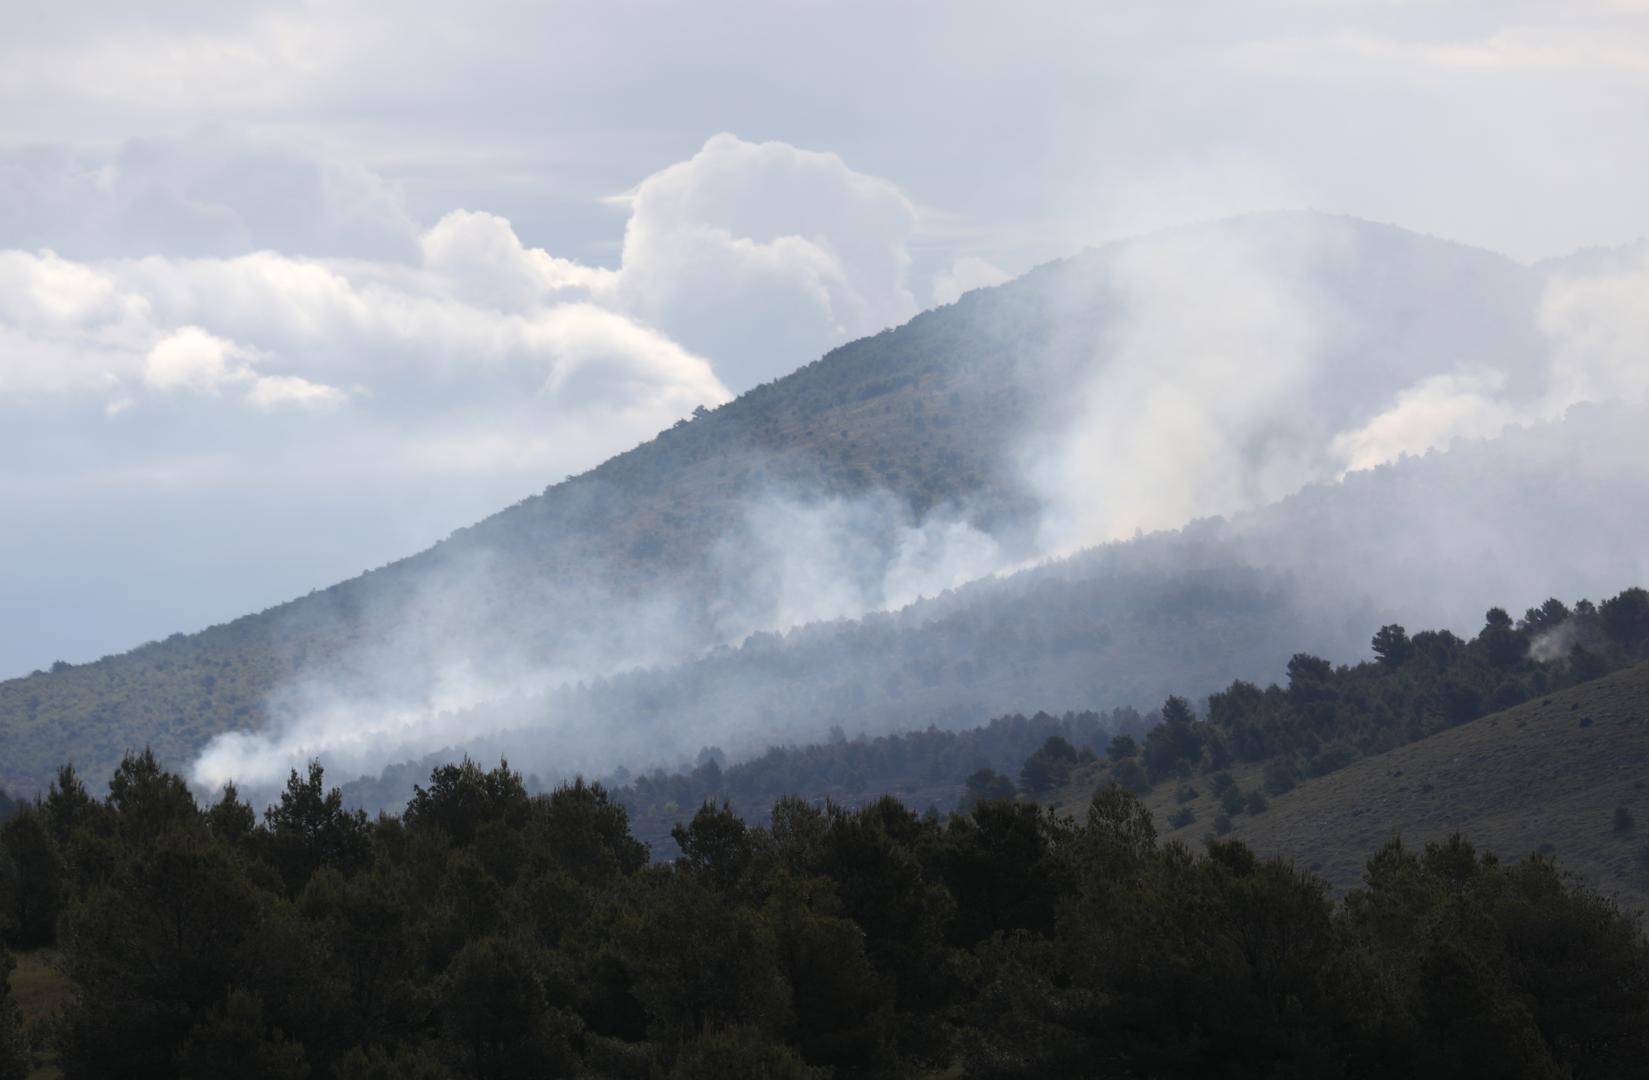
[153,214,1649,797]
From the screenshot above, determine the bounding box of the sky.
[2,0,1648,677]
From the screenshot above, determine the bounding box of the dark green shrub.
[962,769,1016,810]
[671,1026,827,1079]
[1307,745,1356,777]
[1262,759,1298,796]
[1110,759,1151,795]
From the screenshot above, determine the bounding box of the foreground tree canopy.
[3,750,1648,1079]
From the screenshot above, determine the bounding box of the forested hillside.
[1032,587,1649,903]
[355,585,1649,878]
[322,403,1649,808]
[0,214,1591,796]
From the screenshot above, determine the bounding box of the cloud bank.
[0,133,945,675]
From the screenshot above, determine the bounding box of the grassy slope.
[1054,661,1649,912]
[8,948,69,1079]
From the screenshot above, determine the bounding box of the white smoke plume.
[189,486,1007,791]
[187,214,1649,800]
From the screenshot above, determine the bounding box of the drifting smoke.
[705,491,1006,640]
[1018,215,1649,628]
[190,487,1008,791]
[1020,214,1565,554]
[1529,621,1587,665]
[1024,216,1343,553]
[189,214,1649,800]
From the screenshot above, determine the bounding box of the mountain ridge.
[0,212,1609,795]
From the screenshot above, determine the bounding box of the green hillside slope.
[1102,661,1649,913]
[332,412,1649,811]
[1220,660,1649,910]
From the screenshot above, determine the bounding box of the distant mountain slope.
[328,399,1649,805]
[0,245,1039,792]
[0,213,1573,793]
[330,560,1322,807]
[1135,661,1649,913]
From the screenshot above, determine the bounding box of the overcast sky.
[3,0,1648,677]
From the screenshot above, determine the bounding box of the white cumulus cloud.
[931,256,1011,306]
[419,209,617,308]
[143,326,259,394]
[609,133,920,390]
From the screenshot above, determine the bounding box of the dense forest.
[3,751,1647,1079]
[344,708,1146,852]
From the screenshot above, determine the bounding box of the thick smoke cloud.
[190,489,1009,790]
[1024,218,1342,552]
[1018,215,1643,557]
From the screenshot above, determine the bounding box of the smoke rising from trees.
[189,215,1649,799]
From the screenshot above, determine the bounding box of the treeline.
[344,588,1648,856]
[617,710,1136,851]
[4,754,1648,1078]
[348,709,1140,853]
[1054,589,1649,807]
[329,561,1314,813]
